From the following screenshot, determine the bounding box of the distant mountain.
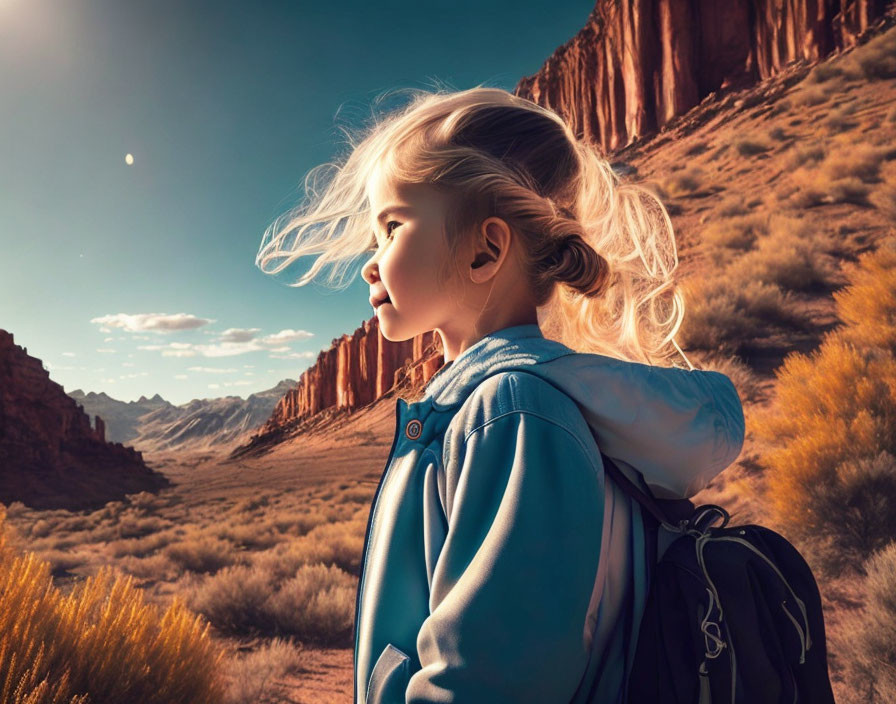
[68,389,172,444]
[68,380,296,454]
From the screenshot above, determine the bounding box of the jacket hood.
[422,323,745,500]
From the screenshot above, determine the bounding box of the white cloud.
[215,328,261,343]
[244,372,255,376]
[260,329,314,345]
[121,362,136,368]
[104,337,115,343]
[269,351,316,360]
[243,365,255,369]
[133,327,315,359]
[208,383,220,389]
[91,312,214,333]
[96,348,116,354]
[61,352,76,357]
[174,374,188,380]
[119,372,149,379]
[187,366,239,373]
[138,342,197,358]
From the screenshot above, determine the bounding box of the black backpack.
[600,453,836,704]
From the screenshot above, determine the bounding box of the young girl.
[256,86,745,704]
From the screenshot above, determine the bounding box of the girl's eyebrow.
[375,205,412,224]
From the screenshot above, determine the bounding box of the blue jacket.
[354,323,745,704]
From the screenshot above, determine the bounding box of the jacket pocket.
[366,643,411,704]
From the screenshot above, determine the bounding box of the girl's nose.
[361,255,379,284]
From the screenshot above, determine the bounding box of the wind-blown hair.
[257,85,690,367]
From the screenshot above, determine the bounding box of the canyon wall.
[515,0,889,153]
[257,316,443,437]
[0,329,170,510]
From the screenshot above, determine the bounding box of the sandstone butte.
[0,329,170,510]
[240,0,890,449]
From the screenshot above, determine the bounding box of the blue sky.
[0,0,594,405]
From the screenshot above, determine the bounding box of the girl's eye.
[368,222,401,252]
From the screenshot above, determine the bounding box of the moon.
[125,153,134,166]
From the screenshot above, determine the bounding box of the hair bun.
[548,234,609,298]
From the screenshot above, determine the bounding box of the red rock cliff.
[259,316,443,435]
[0,329,170,510]
[515,0,889,153]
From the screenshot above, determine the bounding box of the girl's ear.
[469,218,511,283]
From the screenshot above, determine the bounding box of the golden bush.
[0,505,226,703]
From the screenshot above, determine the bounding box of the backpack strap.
[599,454,696,531]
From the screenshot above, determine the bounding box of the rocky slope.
[514,0,889,153]
[0,329,169,510]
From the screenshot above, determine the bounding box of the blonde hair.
[257,84,690,367]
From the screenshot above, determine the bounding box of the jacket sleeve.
[405,406,605,703]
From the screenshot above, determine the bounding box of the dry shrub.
[751,240,896,573]
[657,167,706,199]
[187,560,356,646]
[792,84,830,107]
[827,177,872,206]
[271,509,330,536]
[701,212,766,251]
[820,145,887,184]
[679,275,805,353]
[869,184,896,220]
[835,241,896,352]
[847,24,896,81]
[30,518,54,538]
[164,534,239,574]
[802,451,896,575]
[264,563,356,647]
[805,60,853,85]
[215,521,282,550]
[786,144,826,170]
[752,334,896,564]
[37,549,89,576]
[110,529,174,558]
[255,517,366,579]
[232,494,272,514]
[0,505,226,703]
[188,564,276,635]
[222,637,306,704]
[114,513,172,539]
[725,214,840,291]
[735,136,773,156]
[118,552,180,581]
[837,542,896,704]
[337,483,376,504]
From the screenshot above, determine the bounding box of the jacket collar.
[422,323,577,410]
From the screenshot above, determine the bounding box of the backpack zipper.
[709,535,811,661]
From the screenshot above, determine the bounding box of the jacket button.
[405,419,422,440]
